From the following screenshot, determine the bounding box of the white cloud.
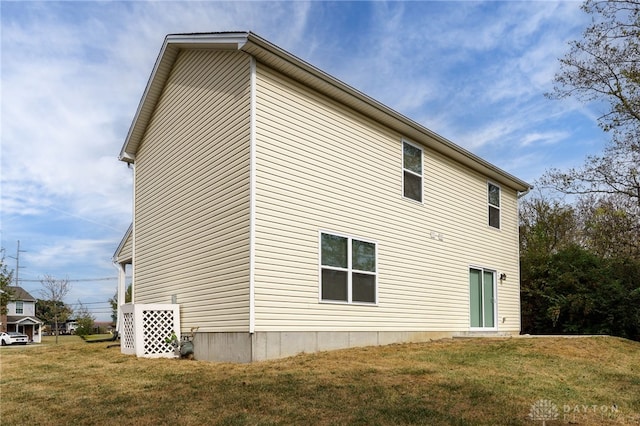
[520,131,569,148]
[24,238,115,271]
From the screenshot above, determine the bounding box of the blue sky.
[1,1,605,320]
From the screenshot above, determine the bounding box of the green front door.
[470,268,496,328]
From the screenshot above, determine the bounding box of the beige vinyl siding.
[253,63,521,332]
[134,50,252,332]
[116,229,133,263]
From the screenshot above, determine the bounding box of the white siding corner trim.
[249,56,257,334]
[131,164,136,304]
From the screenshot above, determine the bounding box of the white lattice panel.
[122,311,135,354]
[120,304,180,358]
[142,309,176,355]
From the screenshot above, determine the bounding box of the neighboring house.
[113,32,532,362]
[3,286,43,343]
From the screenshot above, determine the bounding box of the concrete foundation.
[191,330,516,363]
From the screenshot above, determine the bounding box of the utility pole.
[9,240,26,287]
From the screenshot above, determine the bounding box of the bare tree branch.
[39,275,71,344]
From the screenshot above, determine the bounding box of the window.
[469,268,496,328]
[403,141,423,202]
[488,182,500,229]
[16,301,23,314]
[320,232,377,304]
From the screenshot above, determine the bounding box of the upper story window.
[488,182,501,229]
[402,140,423,203]
[320,232,377,304]
[16,301,24,314]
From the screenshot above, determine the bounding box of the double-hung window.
[402,141,423,202]
[320,232,377,304]
[488,182,501,229]
[16,301,23,314]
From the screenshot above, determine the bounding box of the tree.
[549,0,640,147]
[74,301,95,337]
[519,195,579,256]
[39,275,71,343]
[541,141,640,212]
[520,244,640,340]
[544,0,640,258]
[109,283,131,325]
[546,0,640,197]
[529,1,640,335]
[36,299,73,331]
[520,196,581,334]
[576,194,640,258]
[519,193,640,340]
[0,254,15,332]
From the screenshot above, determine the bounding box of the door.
[470,268,496,329]
[24,325,34,341]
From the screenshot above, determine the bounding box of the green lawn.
[1,336,638,425]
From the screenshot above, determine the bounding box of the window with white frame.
[488,182,501,229]
[16,301,24,314]
[402,140,423,202]
[320,232,377,304]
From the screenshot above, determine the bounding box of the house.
[113,32,532,362]
[2,286,43,343]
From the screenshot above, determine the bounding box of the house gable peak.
[118,31,532,193]
[8,286,37,302]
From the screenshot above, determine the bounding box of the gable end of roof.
[7,286,37,301]
[118,31,532,193]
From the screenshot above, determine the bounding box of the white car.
[0,331,29,346]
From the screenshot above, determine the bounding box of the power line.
[19,277,118,283]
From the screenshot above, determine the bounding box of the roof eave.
[118,31,532,192]
[244,33,532,192]
[10,316,44,325]
[112,223,133,263]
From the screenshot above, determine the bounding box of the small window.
[16,301,24,314]
[488,182,500,229]
[320,232,377,304]
[402,141,423,202]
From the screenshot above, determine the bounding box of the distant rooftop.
[7,286,37,301]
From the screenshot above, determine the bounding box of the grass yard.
[81,334,118,342]
[1,336,639,425]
